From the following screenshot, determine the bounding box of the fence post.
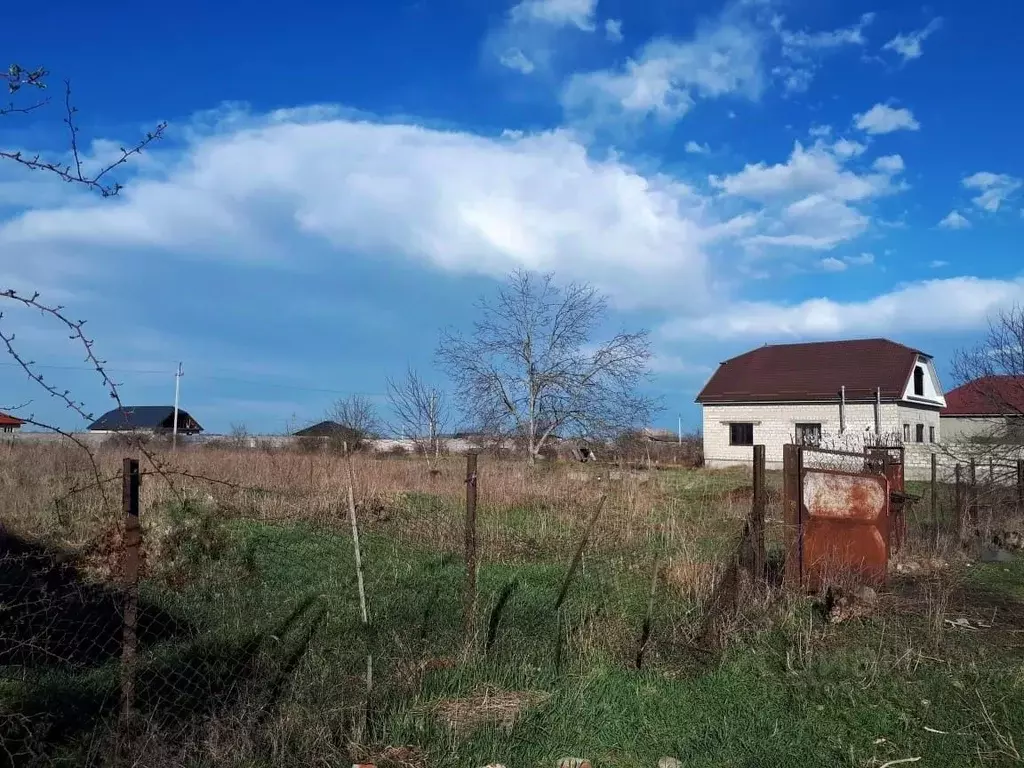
[930,453,938,549]
[751,445,766,582]
[969,458,978,527]
[782,444,802,587]
[1017,459,1024,510]
[463,453,479,641]
[120,458,141,734]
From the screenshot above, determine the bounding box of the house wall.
[941,416,1005,442]
[896,404,942,446]
[702,401,901,469]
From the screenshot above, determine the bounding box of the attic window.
[913,366,925,397]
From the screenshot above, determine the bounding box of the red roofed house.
[0,411,25,433]
[695,339,947,469]
[941,376,1024,443]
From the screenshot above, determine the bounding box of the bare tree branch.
[437,269,660,462]
[323,395,382,450]
[386,366,449,460]
[2,65,166,197]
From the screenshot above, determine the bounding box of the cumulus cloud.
[685,140,710,154]
[962,171,1022,213]
[846,252,875,266]
[498,48,536,74]
[0,108,726,312]
[872,154,904,174]
[831,138,867,159]
[562,4,766,125]
[854,103,920,135]
[883,18,942,62]
[709,140,902,251]
[665,277,1024,339]
[938,210,970,230]
[605,19,623,43]
[819,256,846,272]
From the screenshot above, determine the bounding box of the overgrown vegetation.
[1,443,1022,767]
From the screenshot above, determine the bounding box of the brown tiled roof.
[942,376,1024,416]
[0,411,24,427]
[695,338,925,404]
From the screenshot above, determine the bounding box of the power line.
[0,361,386,398]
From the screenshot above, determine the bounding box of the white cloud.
[509,0,597,31]
[710,140,901,251]
[938,210,971,229]
[499,48,536,74]
[562,5,766,125]
[846,252,875,266]
[0,108,724,312]
[773,12,875,93]
[929,260,949,268]
[854,103,920,135]
[831,138,866,158]
[872,154,904,174]
[711,141,892,202]
[882,18,942,62]
[605,19,623,43]
[808,124,832,138]
[666,277,1024,339]
[685,140,710,154]
[820,256,846,272]
[962,171,1022,212]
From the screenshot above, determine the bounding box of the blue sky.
[2,0,1023,434]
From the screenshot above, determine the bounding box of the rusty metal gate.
[784,444,894,589]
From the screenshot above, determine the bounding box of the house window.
[1,426,11,433]
[929,425,935,443]
[903,424,910,442]
[913,366,925,397]
[795,423,822,446]
[915,424,924,443]
[729,423,754,446]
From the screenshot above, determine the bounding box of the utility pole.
[678,414,682,444]
[172,362,183,450]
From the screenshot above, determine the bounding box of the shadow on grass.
[0,532,328,763]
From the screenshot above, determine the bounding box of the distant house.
[87,406,203,435]
[941,376,1024,443]
[695,338,947,469]
[293,421,349,438]
[0,411,25,433]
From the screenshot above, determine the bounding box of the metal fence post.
[463,453,478,641]
[120,458,141,732]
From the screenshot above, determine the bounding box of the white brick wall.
[702,401,901,468]
[896,404,942,446]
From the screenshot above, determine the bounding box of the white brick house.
[695,339,946,469]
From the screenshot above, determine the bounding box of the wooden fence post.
[1017,459,1024,510]
[463,453,479,641]
[969,458,978,527]
[751,445,766,582]
[120,458,141,733]
[930,453,938,548]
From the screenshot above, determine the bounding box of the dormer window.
[913,366,925,397]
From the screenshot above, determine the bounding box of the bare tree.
[386,366,449,459]
[437,269,658,463]
[950,305,1024,453]
[326,395,382,450]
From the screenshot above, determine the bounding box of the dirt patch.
[425,689,550,734]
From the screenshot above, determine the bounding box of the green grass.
[4,472,1023,767]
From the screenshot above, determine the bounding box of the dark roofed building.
[87,406,203,434]
[0,411,25,433]
[293,420,349,438]
[695,338,947,468]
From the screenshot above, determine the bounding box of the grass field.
[1,443,1022,767]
